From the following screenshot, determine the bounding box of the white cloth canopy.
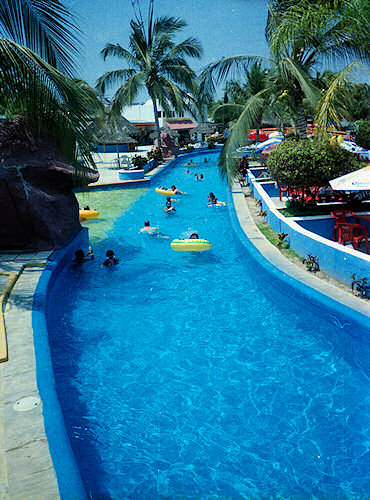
[329,166,370,191]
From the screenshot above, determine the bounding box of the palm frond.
[109,71,145,117]
[218,90,270,183]
[0,0,80,76]
[315,60,366,139]
[96,69,136,94]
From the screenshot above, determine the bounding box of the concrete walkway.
[0,173,368,499]
[0,252,59,500]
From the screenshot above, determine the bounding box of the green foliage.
[0,1,103,170]
[207,140,215,149]
[131,155,147,168]
[355,120,370,150]
[96,4,202,148]
[201,0,369,183]
[267,140,364,188]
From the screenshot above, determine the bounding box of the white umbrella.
[329,166,370,191]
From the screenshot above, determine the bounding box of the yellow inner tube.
[79,210,99,220]
[155,187,176,196]
[184,163,199,167]
[170,239,211,251]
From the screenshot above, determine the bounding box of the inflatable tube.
[155,188,176,196]
[79,210,99,220]
[170,239,211,251]
[208,201,226,207]
[330,136,336,145]
[184,163,199,167]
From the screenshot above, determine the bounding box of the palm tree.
[96,3,202,149]
[211,63,271,143]
[200,0,369,182]
[0,0,103,169]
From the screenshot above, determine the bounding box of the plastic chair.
[337,223,369,253]
[331,210,355,241]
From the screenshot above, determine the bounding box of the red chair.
[331,210,355,241]
[337,223,369,253]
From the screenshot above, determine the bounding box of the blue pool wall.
[33,152,369,497]
[247,177,370,285]
[32,228,90,500]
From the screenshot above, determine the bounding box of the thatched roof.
[97,114,139,144]
[97,128,137,144]
[96,107,140,144]
[192,122,215,134]
[149,124,179,139]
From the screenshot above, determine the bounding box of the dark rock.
[0,116,99,250]
[154,133,178,158]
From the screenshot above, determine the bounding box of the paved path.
[0,252,59,500]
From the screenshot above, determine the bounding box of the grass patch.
[257,223,301,260]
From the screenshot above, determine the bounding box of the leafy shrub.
[131,155,148,168]
[267,140,364,189]
[355,120,370,150]
[207,140,215,149]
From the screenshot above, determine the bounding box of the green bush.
[207,140,215,149]
[131,155,148,168]
[355,120,370,150]
[266,140,364,189]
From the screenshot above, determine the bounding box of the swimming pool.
[47,153,369,498]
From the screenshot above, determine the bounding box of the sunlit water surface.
[48,154,369,499]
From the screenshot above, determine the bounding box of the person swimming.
[139,220,169,238]
[171,185,187,195]
[164,197,176,213]
[73,246,94,264]
[208,192,218,204]
[189,233,199,239]
[101,250,119,267]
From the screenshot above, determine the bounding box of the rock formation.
[154,133,178,158]
[0,115,99,250]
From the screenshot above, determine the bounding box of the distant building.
[122,99,198,142]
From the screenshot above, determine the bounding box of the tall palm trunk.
[296,102,308,140]
[150,92,162,149]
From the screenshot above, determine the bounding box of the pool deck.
[0,169,369,499]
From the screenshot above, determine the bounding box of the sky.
[65,0,270,100]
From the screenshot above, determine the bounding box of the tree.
[0,0,103,169]
[266,139,364,193]
[96,3,202,149]
[200,0,369,182]
[211,63,270,143]
[355,120,370,149]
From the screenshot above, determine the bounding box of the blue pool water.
[47,153,369,499]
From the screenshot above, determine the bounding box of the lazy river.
[47,153,369,498]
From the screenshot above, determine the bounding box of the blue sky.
[65,0,270,98]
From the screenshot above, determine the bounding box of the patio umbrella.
[248,130,269,142]
[329,166,370,191]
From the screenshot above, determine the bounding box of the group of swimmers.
[73,247,120,267]
[75,159,217,265]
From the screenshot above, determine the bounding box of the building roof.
[97,128,137,144]
[191,122,215,134]
[97,109,140,144]
[165,119,196,131]
[149,124,180,139]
